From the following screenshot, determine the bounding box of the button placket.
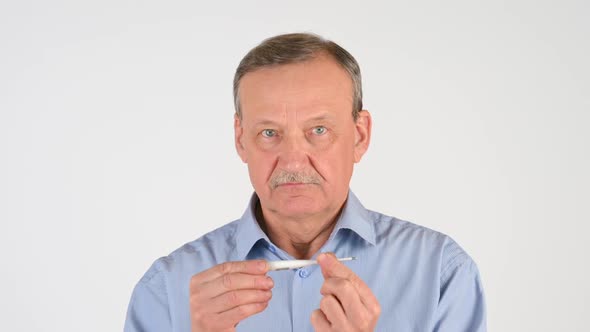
[298,268,310,278]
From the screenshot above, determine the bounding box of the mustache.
[269,170,321,189]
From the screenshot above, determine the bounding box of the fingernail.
[258,261,267,272]
[265,276,274,288]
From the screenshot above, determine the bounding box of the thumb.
[317,252,337,278]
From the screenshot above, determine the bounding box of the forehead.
[238,55,353,121]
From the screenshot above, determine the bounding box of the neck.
[255,201,344,260]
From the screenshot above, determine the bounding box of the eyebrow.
[252,119,281,127]
[306,114,335,122]
[251,113,335,127]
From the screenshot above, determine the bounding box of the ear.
[353,110,372,163]
[234,114,248,163]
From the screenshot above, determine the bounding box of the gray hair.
[233,33,363,120]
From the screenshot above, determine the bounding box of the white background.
[1,1,588,331]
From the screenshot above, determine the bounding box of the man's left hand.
[311,253,381,332]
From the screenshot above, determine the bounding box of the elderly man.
[125,33,487,332]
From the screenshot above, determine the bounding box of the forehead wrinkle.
[248,69,351,111]
[285,101,298,131]
[239,56,354,125]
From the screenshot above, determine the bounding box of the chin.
[266,185,327,217]
[279,198,321,215]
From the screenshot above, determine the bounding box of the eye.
[312,126,327,135]
[261,129,277,138]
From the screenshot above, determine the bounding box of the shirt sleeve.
[124,266,172,332]
[433,247,487,332]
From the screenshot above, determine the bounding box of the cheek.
[311,142,355,182]
[246,150,277,186]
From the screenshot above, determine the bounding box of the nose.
[276,132,311,172]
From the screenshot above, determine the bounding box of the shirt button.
[298,269,310,278]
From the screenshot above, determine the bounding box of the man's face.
[234,54,371,219]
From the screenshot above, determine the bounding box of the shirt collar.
[331,190,376,246]
[234,194,270,260]
[234,190,376,260]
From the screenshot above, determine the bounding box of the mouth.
[274,182,320,189]
[279,182,307,187]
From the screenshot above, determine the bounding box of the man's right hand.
[189,260,274,332]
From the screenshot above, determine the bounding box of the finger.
[216,301,269,328]
[197,273,274,299]
[191,260,268,285]
[319,295,347,329]
[317,253,354,280]
[321,277,366,323]
[208,289,272,314]
[317,253,378,308]
[311,309,331,331]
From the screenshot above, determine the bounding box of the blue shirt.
[124,191,486,331]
